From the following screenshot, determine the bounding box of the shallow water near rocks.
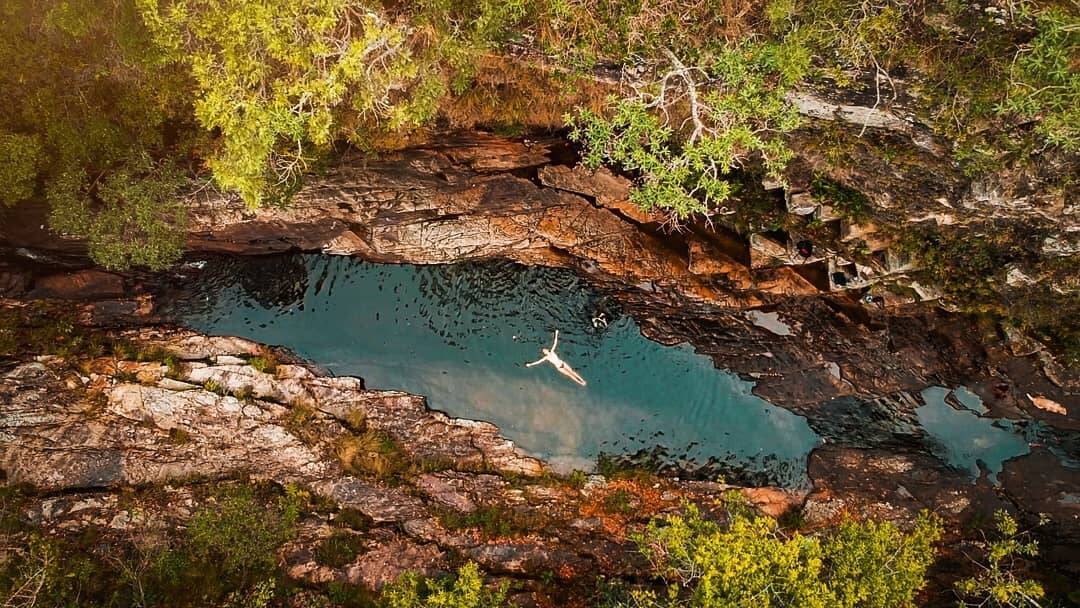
[163,254,822,486]
[917,387,1030,483]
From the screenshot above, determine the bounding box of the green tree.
[568,40,805,223]
[0,0,193,268]
[46,155,187,270]
[137,0,423,207]
[824,514,943,608]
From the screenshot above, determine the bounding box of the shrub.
[567,469,589,489]
[248,353,278,374]
[137,0,423,207]
[954,511,1045,608]
[823,512,943,608]
[164,354,182,379]
[315,531,365,568]
[286,400,318,433]
[0,482,313,607]
[0,533,107,607]
[381,562,508,608]
[335,430,408,480]
[184,484,303,579]
[0,0,194,270]
[0,131,44,206]
[612,504,941,608]
[438,504,547,539]
[46,155,187,270]
[999,8,1079,152]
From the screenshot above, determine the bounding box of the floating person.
[526,330,587,386]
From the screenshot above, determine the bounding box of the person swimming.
[526,330,587,386]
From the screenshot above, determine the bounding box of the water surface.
[164,255,821,485]
[917,387,1030,483]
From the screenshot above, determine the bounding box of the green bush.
[0,482,309,608]
[248,353,279,374]
[0,533,112,608]
[437,504,547,538]
[137,0,422,207]
[0,131,44,206]
[823,514,943,608]
[1000,8,1079,152]
[955,511,1045,608]
[381,562,508,608]
[1,0,193,269]
[608,505,941,608]
[185,484,303,579]
[45,154,186,270]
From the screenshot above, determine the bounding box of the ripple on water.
[162,255,822,487]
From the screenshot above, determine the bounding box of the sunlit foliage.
[0,0,192,268]
[0,132,44,207]
[955,511,1046,608]
[382,562,509,608]
[137,0,421,207]
[568,41,805,221]
[1001,7,1079,152]
[606,503,942,608]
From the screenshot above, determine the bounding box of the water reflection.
[918,387,1031,483]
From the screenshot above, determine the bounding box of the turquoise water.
[164,255,822,485]
[917,387,1030,483]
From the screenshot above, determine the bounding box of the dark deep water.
[162,254,1057,486]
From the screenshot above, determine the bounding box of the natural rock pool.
[164,255,822,485]
[163,254,1058,487]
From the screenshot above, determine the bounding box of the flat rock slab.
[347,539,447,590]
[315,477,428,523]
[466,542,592,577]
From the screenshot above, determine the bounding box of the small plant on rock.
[248,352,278,374]
[955,510,1046,608]
[315,531,365,568]
[381,562,508,608]
[567,40,805,225]
[335,430,407,480]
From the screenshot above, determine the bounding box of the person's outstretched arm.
[525,356,548,367]
[551,329,559,350]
